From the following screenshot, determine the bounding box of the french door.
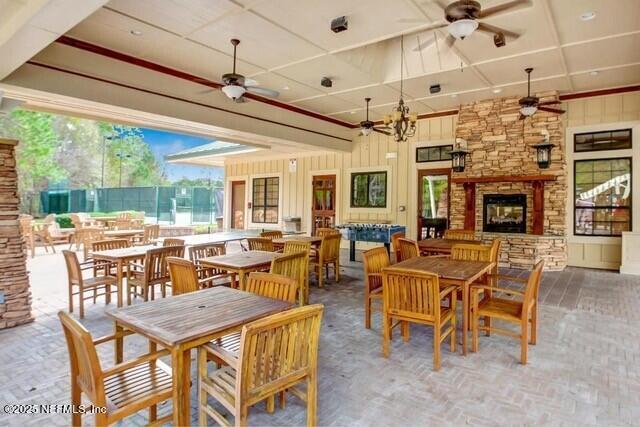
[417,168,450,239]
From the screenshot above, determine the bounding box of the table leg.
[349,241,356,262]
[238,270,246,290]
[149,340,158,422]
[172,347,192,426]
[116,259,124,308]
[462,282,469,356]
[114,321,124,364]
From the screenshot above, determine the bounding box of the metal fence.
[40,186,224,225]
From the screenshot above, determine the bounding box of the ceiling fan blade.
[538,106,566,114]
[477,22,520,40]
[196,88,215,95]
[246,86,280,98]
[373,127,391,136]
[538,100,561,106]
[413,35,436,52]
[479,0,532,19]
[244,78,259,87]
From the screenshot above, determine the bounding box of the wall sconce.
[533,130,553,169]
[450,138,470,172]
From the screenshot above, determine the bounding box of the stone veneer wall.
[0,139,33,329]
[450,94,568,270]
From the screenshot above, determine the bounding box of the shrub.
[56,214,73,229]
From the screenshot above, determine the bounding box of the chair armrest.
[470,285,525,297]
[439,285,457,299]
[102,349,170,377]
[427,254,449,259]
[494,274,528,284]
[93,329,135,345]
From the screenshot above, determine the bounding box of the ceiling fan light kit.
[221,84,246,100]
[520,105,538,117]
[447,18,478,39]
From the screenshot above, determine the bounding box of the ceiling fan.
[398,0,530,50]
[219,39,279,102]
[518,67,565,120]
[359,98,391,136]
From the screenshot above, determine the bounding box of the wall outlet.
[0,291,4,304]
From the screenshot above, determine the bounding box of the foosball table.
[336,223,406,261]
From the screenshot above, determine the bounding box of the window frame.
[574,128,632,153]
[350,171,388,209]
[251,176,280,224]
[416,144,454,163]
[573,157,632,237]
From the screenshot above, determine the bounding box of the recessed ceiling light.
[282,86,290,90]
[350,111,356,114]
[590,70,599,76]
[492,88,503,94]
[450,94,458,98]
[580,11,596,21]
[130,29,143,36]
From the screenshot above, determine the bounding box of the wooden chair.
[116,212,132,220]
[397,238,420,262]
[246,237,275,252]
[134,224,160,246]
[166,257,219,296]
[188,242,234,287]
[283,240,311,304]
[19,216,36,258]
[390,231,405,263]
[260,230,283,240]
[309,233,341,288]
[162,238,185,247]
[73,227,105,261]
[58,311,172,426]
[63,250,116,319]
[127,245,185,303]
[315,227,338,237]
[198,304,323,427]
[362,247,390,329]
[382,268,457,371]
[444,229,476,241]
[114,218,134,230]
[472,260,544,364]
[270,250,309,305]
[91,238,131,277]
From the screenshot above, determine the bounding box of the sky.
[140,127,224,182]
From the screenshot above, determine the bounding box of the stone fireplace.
[483,194,526,234]
[450,93,568,271]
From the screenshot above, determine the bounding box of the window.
[574,129,632,152]
[574,158,632,236]
[416,145,453,163]
[351,171,387,208]
[252,177,279,223]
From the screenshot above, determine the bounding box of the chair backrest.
[260,230,283,240]
[362,247,390,293]
[382,268,441,322]
[43,214,56,224]
[269,251,307,290]
[69,213,82,228]
[163,238,185,247]
[390,231,405,258]
[58,311,105,406]
[63,250,83,286]
[237,305,323,405]
[450,243,492,262]
[397,238,420,262]
[316,228,338,237]
[116,212,132,220]
[19,217,32,236]
[319,233,341,261]
[188,242,225,261]
[524,260,544,310]
[167,257,200,295]
[114,219,133,230]
[142,224,160,244]
[245,272,299,303]
[92,239,130,252]
[75,227,105,259]
[444,229,476,241]
[144,245,185,284]
[46,220,64,238]
[283,240,311,255]
[247,237,275,252]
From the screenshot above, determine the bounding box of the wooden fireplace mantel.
[454,174,557,235]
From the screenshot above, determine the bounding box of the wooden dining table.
[387,256,494,355]
[272,235,322,247]
[103,229,144,239]
[91,245,156,307]
[199,250,283,289]
[106,286,293,426]
[418,238,481,255]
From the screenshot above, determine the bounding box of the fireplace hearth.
[483,194,526,233]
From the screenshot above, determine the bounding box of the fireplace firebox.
[483,194,526,233]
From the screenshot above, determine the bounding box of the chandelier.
[383,36,417,142]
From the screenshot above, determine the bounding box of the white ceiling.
[59,0,640,124]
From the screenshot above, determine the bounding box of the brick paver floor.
[1,243,639,426]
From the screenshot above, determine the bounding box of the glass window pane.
[575,129,631,152]
[252,208,265,223]
[265,207,278,223]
